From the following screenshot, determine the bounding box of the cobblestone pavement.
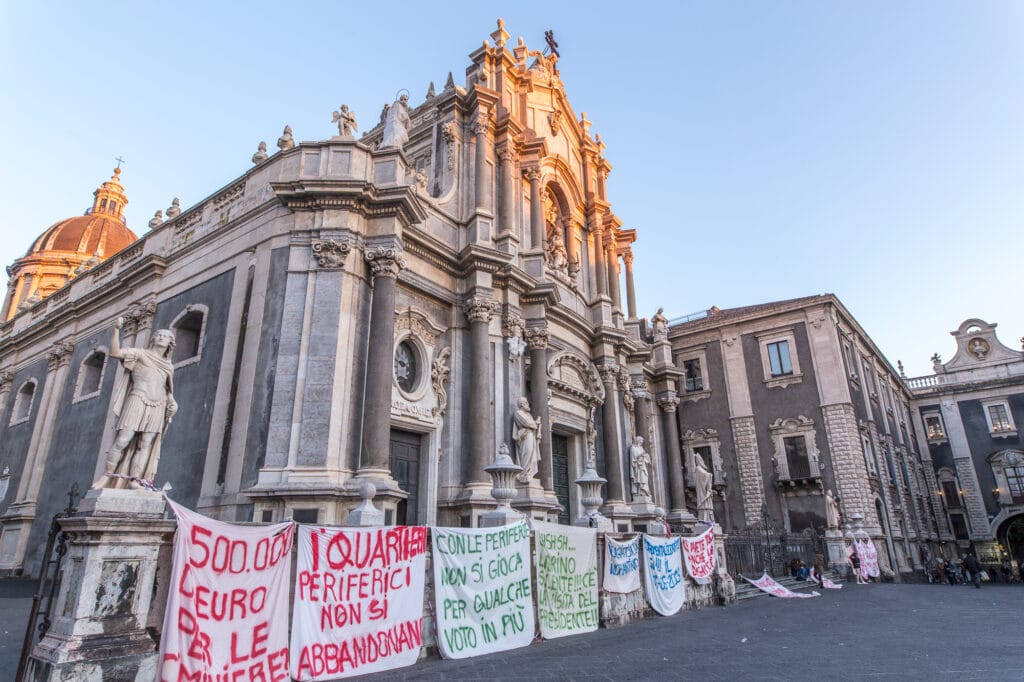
[2,582,1020,681]
[350,583,1024,682]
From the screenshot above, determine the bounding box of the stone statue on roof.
[381,94,411,149]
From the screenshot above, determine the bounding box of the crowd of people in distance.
[923,555,1019,587]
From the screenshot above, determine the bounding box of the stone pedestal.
[26,491,176,681]
[344,482,385,527]
[574,468,613,531]
[479,445,526,528]
[510,481,562,523]
[825,529,847,570]
[712,523,737,604]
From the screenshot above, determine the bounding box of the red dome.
[28,213,138,258]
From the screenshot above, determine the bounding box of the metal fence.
[723,524,821,578]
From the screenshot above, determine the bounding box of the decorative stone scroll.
[547,351,605,406]
[431,347,451,418]
[311,239,351,268]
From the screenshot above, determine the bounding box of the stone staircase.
[733,572,844,601]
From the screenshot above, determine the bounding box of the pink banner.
[681,526,715,585]
[743,572,819,598]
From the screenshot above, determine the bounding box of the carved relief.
[547,351,605,405]
[442,120,457,171]
[311,239,351,269]
[431,347,451,418]
[394,309,444,347]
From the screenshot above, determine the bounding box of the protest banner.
[858,539,880,578]
[681,525,716,585]
[290,525,428,680]
[642,535,685,616]
[159,499,294,682]
[821,574,843,589]
[432,521,534,659]
[604,536,641,594]
[533,521,598,639]
[742,572,820,598]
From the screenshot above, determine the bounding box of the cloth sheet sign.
[533,521,598,639]
[743,572,820,598]
[432,521,535,659]
[603,536,641,594]
[856,539,880,578]
[290,525,428,680]
[158,499,294,682]
[681,526,716,585]
[642,535,686,616]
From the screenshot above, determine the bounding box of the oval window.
[394,341,418,393]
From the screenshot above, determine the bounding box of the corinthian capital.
[657,395,680,413]
[597,362,619,384]
[522,167,541,183]
[0,369,13,393]
[47,339,75,372]
[365,247,407,279]
[524,326,549,350]
[312,239,351,268]
[463,296,497,324]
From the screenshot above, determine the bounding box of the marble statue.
[512,397,540,484]
[92,317,177,490]
[277,125,295,151]
[380,94,411,149]
[585,409,597,470]
[629,436,651,499]
[825,488,841,530]
[165,197,181,219]
[693,455,714,522]
[332,104,358,136]
[651,307,669,341]
[252,141,268,164]
[546,226,568,273]
[148,211,163,229]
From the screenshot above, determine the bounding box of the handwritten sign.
[642,535,685,616]
[159,500,294,682]
[290,525,427,680]
[744,572,819,598]
[533,522,598,639]
[432,521,534,659]
[681,526,715,585]
[604,536,641,594]
[857,539,880,578]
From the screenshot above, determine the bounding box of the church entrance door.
[389,429,421,525]
[552,434,571,524]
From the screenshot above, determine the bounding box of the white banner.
[604,536,641,594]
[642,535,685,616]
[159,500,294,682]
[533,522,598,639]
[290,525,428,680]
[857,539,880,578]
[681,526,716,585]
[743,572,820,598]
[432,521,535,659]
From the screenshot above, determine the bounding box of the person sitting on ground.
[795,559,810,581]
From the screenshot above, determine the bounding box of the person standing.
[963,553,983,589]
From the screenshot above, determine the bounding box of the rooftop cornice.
[270,178,428,226]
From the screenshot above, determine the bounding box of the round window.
[394,341,419,393]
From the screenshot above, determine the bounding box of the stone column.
[526,326,552,491]
[623,251,637,319]
[498,146,517,236]
[565,221,580,285]
[359,247,406,475]
[599,364,625,503]
[607,243,622,311]
[524,168,543,250]
[592,224,607,297]
[658,395,688,516]
[474,115,491,213]
[465,296,497,485]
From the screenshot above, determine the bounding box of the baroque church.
[0,21,945,578]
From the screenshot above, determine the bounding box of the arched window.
[170,305,208,366]
[74,349,106,402]
[10,379,36,425]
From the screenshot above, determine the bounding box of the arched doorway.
[875,498,898,572]
[998,514,1024,570]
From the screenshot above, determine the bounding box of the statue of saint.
[277,125,295,151]
[381,94,411,149]
[92,318,177,489]
[629,436,651,499]
[825,488,841,530]
[693,455,714,522]
[513,397,540,484]
[546,226,568,273]
[651,307,669,341]
[332,104,358,136]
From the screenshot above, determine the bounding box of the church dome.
[28,213,137,258]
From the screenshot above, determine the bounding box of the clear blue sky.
[2,1,1021,376]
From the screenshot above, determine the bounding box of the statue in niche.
[651,307,669,341]
[93,317,177,490]
[332,104,358,136]
[969,338,989,360]
[277,125,295,151]
[825,489,841,530]
[629,436,651,499]
[546,225,569,274]
[513,397,541,484]
[381,93,411,149]
[585,410,597,471]
[693,454,714,522]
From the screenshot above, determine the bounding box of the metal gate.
[723,504,821,577]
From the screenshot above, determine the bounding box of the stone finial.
[277,125,295,151]
[425,81,436,99]
[345,481,384,527]
[252,141,268,164]
[444,71,455,90]
[165,197,181,219]
[332,104,358,136]
[148,210,164,229]
[491,18,509,48]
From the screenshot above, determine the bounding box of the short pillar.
[480,444,525,528]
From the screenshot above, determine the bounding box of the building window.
[73,349,107,402]
[940,480,961,509]
[783,436,811,479]
[10,379,36,425]
[923,412,945,441]
[769,416,820,482]
[1005,466,1024,502]
[170,305,208,367]
[983,400,1016,436]
[683,358,703,392]
[949,513,969,540]
[860,427,877,476]
[394,340,420,393]
[841,340,858,380]
[757,329,802,388]
[682,429,723,486]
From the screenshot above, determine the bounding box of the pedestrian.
[963,553,982,589]
[943,560,956,585]
[850,550,866,584]
[813,552,826,586]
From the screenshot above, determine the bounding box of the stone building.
[906,319,1024,569]
[0,22,682,576]
[666,294,944,576]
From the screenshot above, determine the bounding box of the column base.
[825,530,848,570]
